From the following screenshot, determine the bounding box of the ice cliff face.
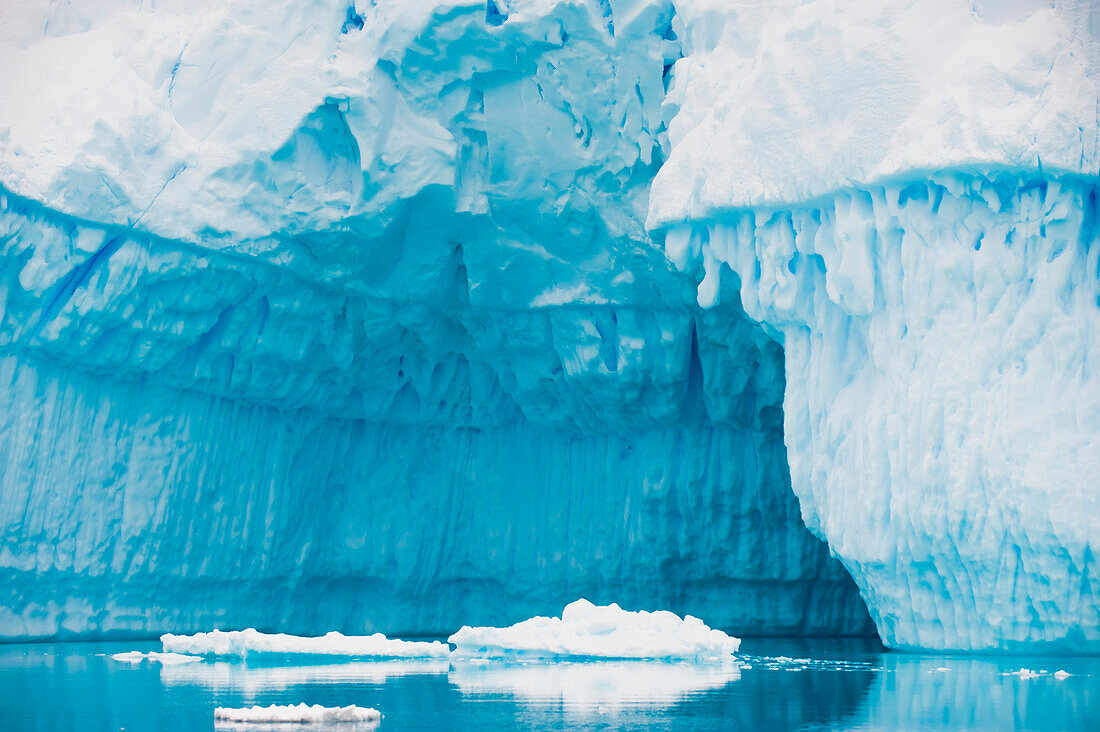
[655,0,1099,651]
[0,0,1096,651]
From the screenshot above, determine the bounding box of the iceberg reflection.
[161,658,448,697]
[449,659,741,716]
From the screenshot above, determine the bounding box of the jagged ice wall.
[0,0,1096,651]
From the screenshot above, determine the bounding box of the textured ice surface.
[162,629,448,659]
[0,0,1095,652]
[449,599,741,660]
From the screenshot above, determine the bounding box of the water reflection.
[847,654,1099,731]
[214,720,380,732]
[449,659,741,715]
[0,640,1095,730]
[162,658,449,698]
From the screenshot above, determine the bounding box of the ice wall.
[0,1,873,639]
[656,1,1099,651]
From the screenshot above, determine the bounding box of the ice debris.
[162,628,449,659]
[213,704,380,724]
[448,599,741,661]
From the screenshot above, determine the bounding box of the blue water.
[1,639,1096,730]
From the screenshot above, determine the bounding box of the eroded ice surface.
[161,629,448,659]
[449,599,741,660]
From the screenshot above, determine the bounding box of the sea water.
[1,639,1097,730]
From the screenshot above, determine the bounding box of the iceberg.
[449,598,741,661]
[161,629,449,659]
[0,0,871,643]
[0,0,1095,653]
[650,0,1099,652]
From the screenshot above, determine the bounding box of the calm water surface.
[1,639,1096,730]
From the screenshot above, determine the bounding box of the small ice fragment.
[162,628,448,659]
[1054,670,1072,680]
[929,667,952,673]
[448,598,740,661]
[1004,668,1043,679]
[213,704,380,724]
[110,651,202,665]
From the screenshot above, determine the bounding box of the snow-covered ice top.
[161,628,449,659]
[448,599,741,661]
[213,704,380,724]
[649,0,1099,225]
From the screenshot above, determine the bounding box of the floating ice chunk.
[110,651,202,665]
[1054,670,1072,680]
[448,599,741,661]
[162,629,448,659]
[929,667,952,674]
[213,704,380,724]
[1004,668,1043,679]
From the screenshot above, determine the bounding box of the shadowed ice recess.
[0,0,1097,656]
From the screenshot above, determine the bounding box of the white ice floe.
[448,599,740,661]
[110,651,202,665]
[213,704,380,724]
[1004,668,1044,679]
[1054,670,1072,680]
[162,629,448,659]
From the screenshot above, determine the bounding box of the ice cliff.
[653,0,1099,651]
[0,0,1096,651]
